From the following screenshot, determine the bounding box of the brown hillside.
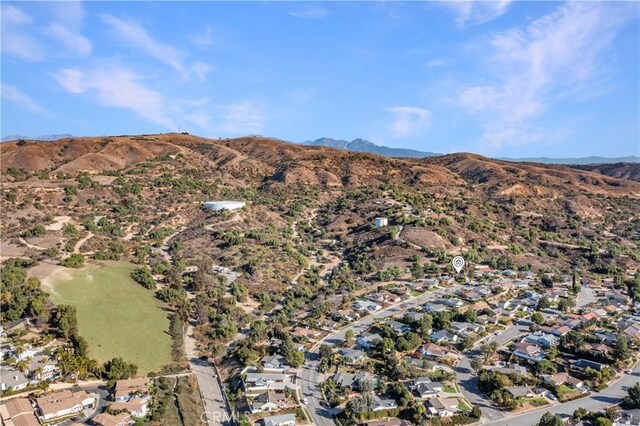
[2,134,639,198]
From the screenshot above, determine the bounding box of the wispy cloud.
[101,14,210,80]
[55,66,176,128]
[191,61,213,82]
[289,7,329,19]
[45,23,92,56]
[457,2,630,150]
[443,0,512,28]
[1,83,49,116]
[219,101,265,134]
[1,5,44,60]
[190,26,215,47]
[386,106,432,138]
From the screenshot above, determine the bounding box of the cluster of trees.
[477,369,537,410]
[131,267,155,289]
[20,224,46,238]
[0,259,48,323]
[60,253,85,268]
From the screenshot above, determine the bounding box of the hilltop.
[1,133,639,295]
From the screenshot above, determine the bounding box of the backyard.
[48,261,172,373]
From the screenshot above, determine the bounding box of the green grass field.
[49,261,172,373]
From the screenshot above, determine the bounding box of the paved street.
[186,324,232,426]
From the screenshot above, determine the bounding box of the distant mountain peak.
[303,137,439,158]
[2,134,74,143]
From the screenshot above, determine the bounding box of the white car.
[303,398,309,404]
[626,369,633,374]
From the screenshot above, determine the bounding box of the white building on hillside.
[203,201,246,211]
[374,217,388,228]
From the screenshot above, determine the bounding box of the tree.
[531,312,544,325]
[623,382,640,408]
[60,253,85,268]
[319,344,333,360]
[54,305,78,338]
[345,329,355,344]
[130,267,155,289]
[537,297,551,310]
[595,418,612,426]
[470,358,484,372]
[481,341,498,362]
[613,336,630,361]
[536,359,556,375]
[345,393,374,421]
[538,412,563,426]
[103,357,138,381]
[573,407,588,421]
[286,350,304,368]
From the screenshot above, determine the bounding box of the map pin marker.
[452,256,465,274]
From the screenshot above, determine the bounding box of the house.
[114,378,149,402]
[244,373,296,395]
[423,304,447,314]
[451,322,484,335]
[412,377,444,398]
[262,355,289,371]
[426,397,460,417]
[623,324,640,340]
[551,325,572,337]
[404,311,425,322]
[614,409,640,426]
[261,413,296,426]
[379,291,402,304]
[372,395,398,411]
[0,397,39,426]
[339,348,367,363]
[491,364,528,376]
[523,333,559,348]
[367,293,385,303]
[386,320,411,335]
[543,372,584,389]
[93,412,132,426]
[332,373,376,391]
[505,386,535,398]
[430,330,458,344]
[588,344,613,358]
[291,327,321,339]
[0,367,29,392]
[417,343,447,359]
[28,355,58,382]
[109,396,149,418]
[374,217,389,228]
[35,390,96,421]
[337,309,357,322]
[444,298,464,308]
[356,332,383,349]
[572,359,607,372]
[476,315,498,325]
[354,300,382,312]
[250,391,288,413]
[513,342,543,362]
[203,201,246,211]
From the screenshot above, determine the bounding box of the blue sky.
[2,1,639,157]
